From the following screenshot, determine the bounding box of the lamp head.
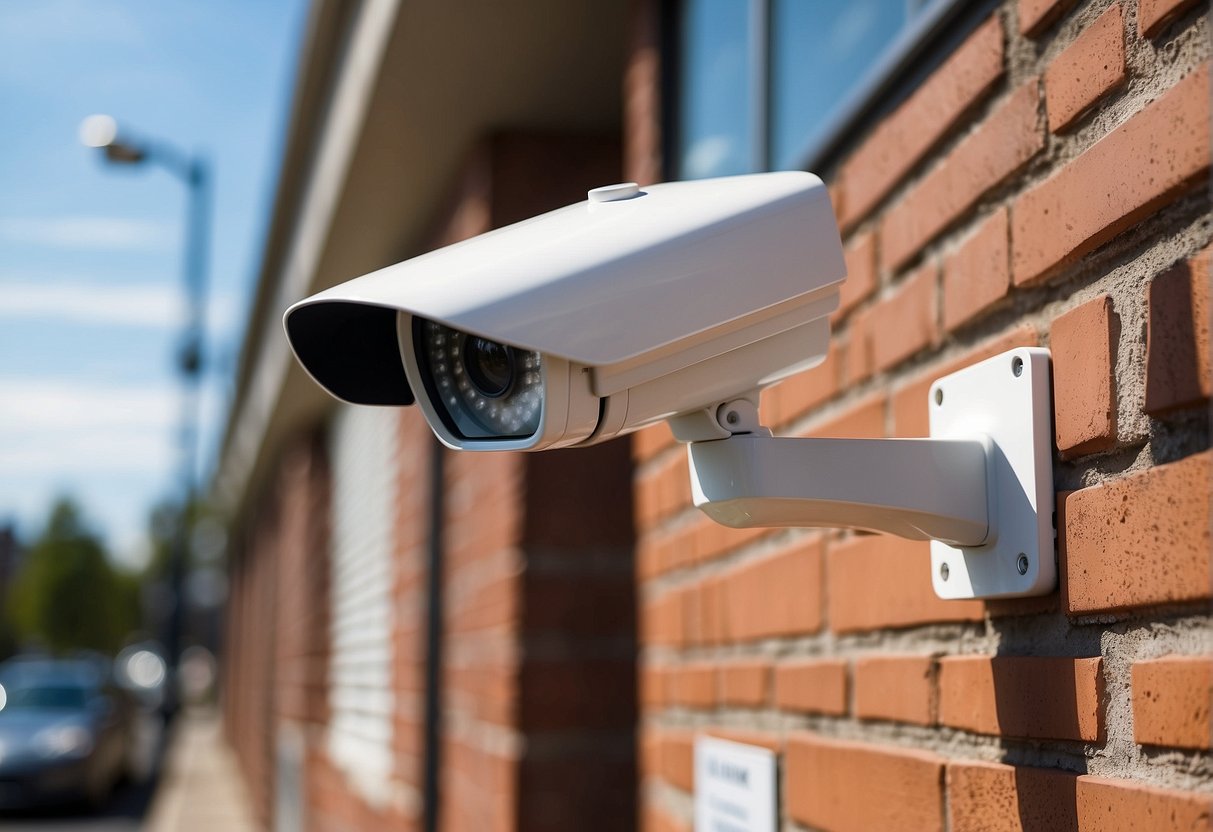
[79,114,145,164]
[79,114,118,148]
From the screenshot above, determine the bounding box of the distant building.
[215,0,1211,830]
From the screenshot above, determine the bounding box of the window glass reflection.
[679,0,754,179]
[770,0,907,169]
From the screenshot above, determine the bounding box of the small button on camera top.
[587,182,641,203]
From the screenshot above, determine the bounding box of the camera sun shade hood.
[283,171,845,407]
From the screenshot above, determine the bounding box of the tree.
[7,497,137,654]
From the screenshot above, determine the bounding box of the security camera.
[284,171,1057,602]
[284,172,845,451]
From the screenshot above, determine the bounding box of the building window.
[326,404,398,806]
[675,0,969,178]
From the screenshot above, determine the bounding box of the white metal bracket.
[685,348,1056,600]
[927,347,1055,599]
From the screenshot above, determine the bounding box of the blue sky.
[0,0,306,566]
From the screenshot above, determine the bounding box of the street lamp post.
[80,115,210,716]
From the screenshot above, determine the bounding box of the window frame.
[665,0,1001,179]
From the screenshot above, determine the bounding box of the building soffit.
[215,0,627,517]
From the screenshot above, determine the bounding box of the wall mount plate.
[928,348,1056,600]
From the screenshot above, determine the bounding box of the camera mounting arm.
[681,348,1056,600]
[688,434,993,545]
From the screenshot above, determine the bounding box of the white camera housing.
[285,172,845,450]
[284,171,1057,602]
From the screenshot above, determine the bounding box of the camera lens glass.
[419,319,542,439]
[464,337,514,398]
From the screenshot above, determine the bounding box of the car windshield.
[0,683,91,711]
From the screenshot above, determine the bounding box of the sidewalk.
[142,709,260,832]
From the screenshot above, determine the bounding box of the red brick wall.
[629,1,1211,829]
[225,430,332,829]
[390,410,436,819]
[225,130,633,832]
[430,133,636,832]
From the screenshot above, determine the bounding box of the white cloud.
[0,279,237,334]
[0,379,176,435]
[0,216,177,252]
[0,380,184,569]
[0,431,172,474]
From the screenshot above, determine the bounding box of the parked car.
[0,657,135,809]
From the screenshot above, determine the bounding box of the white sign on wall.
[694,736,777,832]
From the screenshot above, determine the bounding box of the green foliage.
[7,497,138,655]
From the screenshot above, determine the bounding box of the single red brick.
[948,760,1080,832]
[837,229,878,318]
[669,663,716,709]
[633,422,676,463]
[827,535,985,633]
[1045,4,1126,133]
[636,535,662,580]
[661,522,699,574]
[1076,775,1213,831]
[656,731,695,791]
[882,79,1043,272]
[641,591,683,647]
[665,454,691,523]
[838,15,1005,227]
[943,207,1011,331]
[718,660,771,707]
[842,307,874,385]
[1012,66,1211,286]
[1132,655,1213,750]
[762,342,841,428]
[1051,295,1118,457]
[1145,247,1212,414]
[1020,0,1077,36]
[854,655,936,725]
[694,517,769,566]
[721,537,824,642]
[866,261,939,372]
[640,664,667,710]
[786,733,945,832]
[1063,450,1212,614]
[891,324,1039,436]
[640,732,661,779]
[634,473,660,530]
[1139,0,1203,37]
[638,452,686,530]
[695,575,728,646]
[937,655,1103,741]
[679,584,706,647]
[798,391,886,440]
[774,659,848,715]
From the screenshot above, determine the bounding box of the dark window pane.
[679,0,755,179]
[770,0,908,169]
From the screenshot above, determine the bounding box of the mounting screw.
[1011,356,1024,377]
[1017,553,1029,575]
[934,388,944,406]
[725,410,740,426]
[940,562,950,581]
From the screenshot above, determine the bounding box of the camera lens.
[417,319,543,439]
[463,337,514,398]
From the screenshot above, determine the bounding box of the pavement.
[140,710,259,832]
